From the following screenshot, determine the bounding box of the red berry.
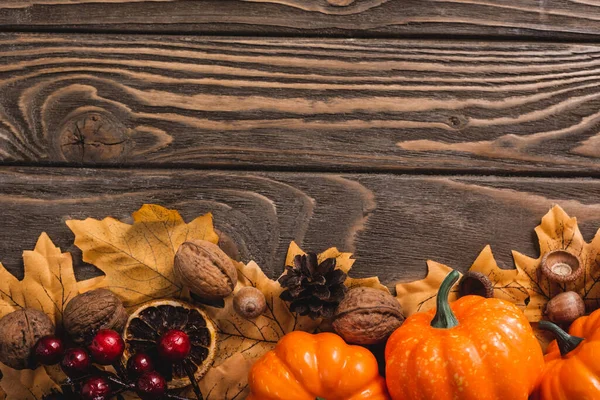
[136,371,166,400]
[81,376,111,400]
[158,330,191,362]
[34,335,64,365]
[127,353,155,378]
[60,348,91,377]
[88,329,125,365]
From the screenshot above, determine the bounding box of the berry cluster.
[36,329,195,400]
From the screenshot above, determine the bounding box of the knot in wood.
[327,0,355,6]
[59,112,129,163]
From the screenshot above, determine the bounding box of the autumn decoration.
[247,331,390,400]
[1,203,600,399]
[386,270,544,400]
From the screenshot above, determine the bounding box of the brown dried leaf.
[512,205,600,320]
[286,241,390,293]
[0,234,75,398]
[199,260,319,400]
[395,261,459,316]
[67,204,219,309]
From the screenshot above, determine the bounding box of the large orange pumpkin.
[532,310,600,400]
[247,331,390,400]
[385,270,544,400]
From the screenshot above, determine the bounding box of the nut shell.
[233,287,266,319]
[545,291,586,325]
[332,287,404,345]
[174,240,238,301]
[63,289,128,344]
[0,308,55,370]
[541,250,583,284]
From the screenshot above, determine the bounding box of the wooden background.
[2,0,600,289]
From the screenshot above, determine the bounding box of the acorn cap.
[541,250,583,284]
[458,271,494,298]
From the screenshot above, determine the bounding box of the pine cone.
[278,253,348,319]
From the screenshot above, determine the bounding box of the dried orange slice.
[123,299,217,389]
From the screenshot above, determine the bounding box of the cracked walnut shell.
[332,287,404,345]
[174,240,238,301]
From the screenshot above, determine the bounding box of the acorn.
[545,291,585,325]
[458,271,494,298]
[233,287,266,319]
[541,250,583,284]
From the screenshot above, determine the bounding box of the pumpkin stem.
[431,270,460,329]
[538,320,584,357]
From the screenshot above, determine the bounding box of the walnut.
[174,240,238,301]
[233,287,266,319]
[63,289,128,344]
[332,287,404,345]
[0,308,55,370]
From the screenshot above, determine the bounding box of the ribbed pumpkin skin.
[385,295,544,400]
[533,310,600,400]
[247,331,390,400]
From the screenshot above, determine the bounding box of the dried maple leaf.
[285,241,390,293]
[67,204,219,308]
[395,261,459,316]
[513,205,600,321]
[468,245,531,309]
[0,368,59,400]
[0,234,77,398]
[195,260,319,400]
[199,353,254,400]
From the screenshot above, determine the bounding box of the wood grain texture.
[3,167,600,290]
[1,0,600,39]
[4,34,600,173]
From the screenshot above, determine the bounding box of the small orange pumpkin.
[532,310,600,400]
[385,270,544,400]
[247,331,390,400]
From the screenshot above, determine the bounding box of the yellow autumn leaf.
[468,245,531,309]
[67,204,219,308]
[0,368,59,400]
[286,241,390,293]
[513,205,600,321]
[194,260,320,400]
[199,353,254,400]
[395,261,459,316]
[0,234,77,399]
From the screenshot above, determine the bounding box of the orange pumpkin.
[532,311,600,400]
[247,331,390,400]
[385,270,544,400]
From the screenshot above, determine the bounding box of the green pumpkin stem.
[431,270,460,329]
[538,320,584,357]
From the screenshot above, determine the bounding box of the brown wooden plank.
[2,167,600,289]
[1,0,600,39]
[4,34,600,174]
